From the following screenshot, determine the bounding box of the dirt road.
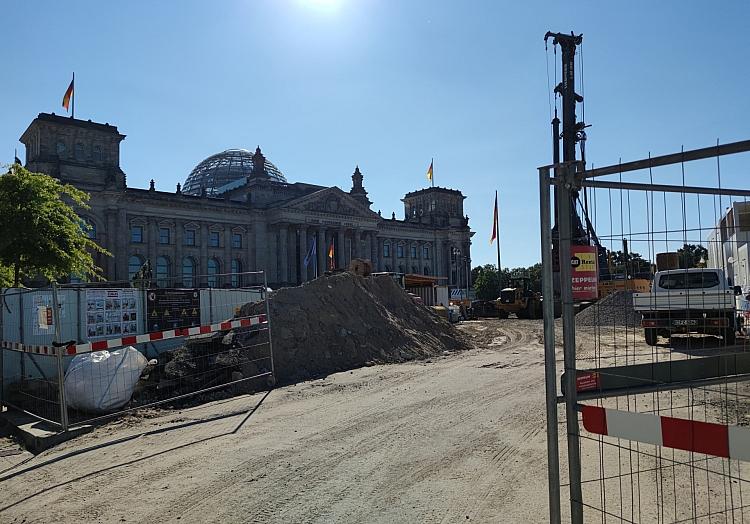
[0,319,551,523]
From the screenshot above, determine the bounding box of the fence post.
[52,282,69,432]
[263,271,276,385]
[539,167,561,524]
[558,164,583,523]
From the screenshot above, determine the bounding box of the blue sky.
[2,1,749,268]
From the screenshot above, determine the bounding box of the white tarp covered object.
[64,346,148,414]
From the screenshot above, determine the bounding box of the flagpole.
[495,190,502,281]
[71,72,75,119]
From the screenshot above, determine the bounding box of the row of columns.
[113,214,467,288]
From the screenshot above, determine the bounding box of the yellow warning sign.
[181,308,188,317]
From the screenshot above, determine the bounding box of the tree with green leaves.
[607,249,651,276]
[677,243,708,269]
[473,264,501,300]
[0,165,110,287]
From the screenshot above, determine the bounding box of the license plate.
[673,319,698,326]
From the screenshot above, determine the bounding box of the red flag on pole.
[490,191,499,245]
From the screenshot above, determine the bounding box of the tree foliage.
[677,243,708,269]
[472,264,499,300]
[0,165,110,287]
[472,262,543,299]
[607,249,651,276]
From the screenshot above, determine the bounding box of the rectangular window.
[232,232,242,249]
[159,227,170,244]
[209,231,220,247]
[131,225,143,243]
[184,229,196,246]
[423,246,429,259]
[658,271,720,290]
[397,245,404,258]
[410,246,417,259]
[383,243,390,258]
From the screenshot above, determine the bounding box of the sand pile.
[575,290,641,328]
[238,272,469,383]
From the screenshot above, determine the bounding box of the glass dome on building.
[182,148,286,196]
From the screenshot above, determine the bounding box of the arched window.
[128,255,144,281]
[208,258,220,288]
[231,259,242,288]
[182,257,195,288]
[156,256,170,287]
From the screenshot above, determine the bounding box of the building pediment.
[280,187,379,219]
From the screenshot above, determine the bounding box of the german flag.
[62,74,74,112]
[426,159,433,182]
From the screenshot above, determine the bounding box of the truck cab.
[633,268,741,346]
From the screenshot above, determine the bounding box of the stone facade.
[19,113,474,289]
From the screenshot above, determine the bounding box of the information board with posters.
[570,245,599,301]
[85,289,138,339]
[146,289,200,332]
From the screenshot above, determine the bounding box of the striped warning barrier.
[64,314,268,355]
[582,404,750,461]
[0,341,55,355]
[0,314,267,356]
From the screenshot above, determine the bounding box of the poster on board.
[571,245,599,301]
[146,289,200,332]
[85,289,138,339]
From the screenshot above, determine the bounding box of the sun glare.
[302,0,341,10]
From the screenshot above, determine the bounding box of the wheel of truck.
[724,328,736,347]
[498,310,509,319]
[644,328,658,346]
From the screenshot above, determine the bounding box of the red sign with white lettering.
[576,372,600,392]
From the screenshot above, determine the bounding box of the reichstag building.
[18,113,474,289]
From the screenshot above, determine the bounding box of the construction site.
[3,12,750,524]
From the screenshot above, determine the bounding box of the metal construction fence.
[541,140,750,522]
[0,271,274,431]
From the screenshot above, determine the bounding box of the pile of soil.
[575,291,641,328]
[239,272,470,384]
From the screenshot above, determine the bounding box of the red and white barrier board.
[0,341,54,355]
[0,314,267,356]
[582,404,750,461]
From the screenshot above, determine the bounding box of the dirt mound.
[575,291,641,328]
[240,272,470,383]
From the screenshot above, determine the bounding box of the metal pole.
[52,282,69,432]
[263,271,276,385]
[558,165,583,523]
[539,167,561,524]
